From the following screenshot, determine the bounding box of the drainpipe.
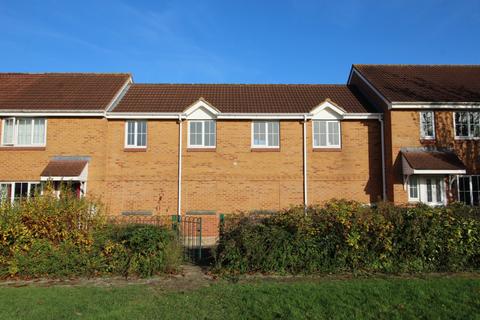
[177,114,183,219]
[303,115,308,214]
[379,116,387,201]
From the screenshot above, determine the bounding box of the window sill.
[313,148,341,152]
[420,139,436,144]
[454,137,480,141]
[251,148,280,152]
[187,148,216,152]
[0,146,46,151]
[124,148,147,152]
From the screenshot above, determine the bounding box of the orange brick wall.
[388,110,480,204]
[0,117,109,200]
[1,117,383,216]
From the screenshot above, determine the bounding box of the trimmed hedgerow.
[0,184,181,279]
[215,200,480,274]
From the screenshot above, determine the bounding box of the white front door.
[419,176,446,206]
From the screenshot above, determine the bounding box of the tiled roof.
[0,73,131,111]
[402,150,466,171]
[40,160,88,177]
[112,84,376,113]
[353,65,480,103]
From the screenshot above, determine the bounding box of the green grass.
[0,277,479,319]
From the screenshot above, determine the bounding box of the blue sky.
[0,0,479,83]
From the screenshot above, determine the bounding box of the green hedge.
[215,200,480,274]
[0,185,181,278]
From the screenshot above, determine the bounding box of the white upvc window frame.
[456,175,480,206]
[454,111,480,140]
[1,117,47,147]
[419,111,435,140]
[0,181,42,204]
[187,120,216,149]
[251,121,280,148]
[407,176,420,202]
[312,120,341,149]
[124,120,147,149]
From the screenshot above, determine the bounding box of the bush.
[0,184,182,278]
[215,200,480,274]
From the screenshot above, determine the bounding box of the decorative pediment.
[309,99,346,120]
[183,98,220,119]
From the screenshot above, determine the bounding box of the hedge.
[215,200,480,274]
[0,185,182,278]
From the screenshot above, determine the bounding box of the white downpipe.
[303,115,308,213]
[379,116,387,201]
[177,115,183,218]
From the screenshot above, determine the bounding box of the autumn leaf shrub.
[215,200,480,274]
[0,184,181,278]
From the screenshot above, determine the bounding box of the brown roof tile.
[0,73,131,111]
[402,150,466,171]
[41,160,88,177]
[112,84,376,113]
[353,65,480,103]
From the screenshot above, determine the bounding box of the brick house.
[1,65,479,217]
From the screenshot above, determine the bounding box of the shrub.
[215,200,480,274]
[0,184,182,278]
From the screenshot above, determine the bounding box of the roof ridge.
[354,64,480,68]
[0,72,131,76]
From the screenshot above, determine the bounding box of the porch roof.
[401,150,466,175]
[40,160,88,181]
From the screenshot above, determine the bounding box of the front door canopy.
[402,149,466,175]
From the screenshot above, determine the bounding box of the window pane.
[470,112,480,137]
[455,112,469,137]
[420,112,434,138]
[472,176,480,206]
[137,121,147,147]
[459,176,471,205]
[436,178,443,202]
[0,183,12,202]
[328,121,340,146]
[267,121,279,147]
[127,121,135,145]
[204,120,215,147]
[33,119,45,144]
[14,183,28,201]
[2,118,14,145]
[426,179,433,202]
[313,122,320,147]
[319,121,327,146]
[409,176,418,199]
[17,118,32,145]
[190,122,203,146]
[254,122,266,146]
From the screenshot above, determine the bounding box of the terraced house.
[1,65,479,219]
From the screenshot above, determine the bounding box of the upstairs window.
[188,120,216,148]
[313,120,341,148]
[455,112,480,138]
[420,111,435,139]
[252,121,280,148]
[1,118,46,147]
[125,120,147,148]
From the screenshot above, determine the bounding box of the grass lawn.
[0,276,479,319]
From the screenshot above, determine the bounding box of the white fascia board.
[310,100,347,116]
[412,169,466,175]
[183,98,220,116]
[106,78,133,112]
[391,103,480,109]
[106,112,182,119]
[218,113,305,120]
[342,113,382,120]
[0,111,105,117]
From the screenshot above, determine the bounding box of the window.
[0,182,41,203]
[455,112,480,139]
[420,111,435,139]
[408,176,419,201]
[313,120,341,148]
[252,121,279,148]
[458,175,480,206]
[188,120,216,148]
[1,118,46,146]
[125,120,147,148]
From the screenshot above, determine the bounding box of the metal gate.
[171,215,203,262]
